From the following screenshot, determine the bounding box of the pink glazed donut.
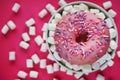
[54,11,110,65]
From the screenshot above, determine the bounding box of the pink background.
[0,0,120,80]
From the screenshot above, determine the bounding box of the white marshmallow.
[72,65,81,71]
[107,60,114,67]
[60,66,67,72]
[39,9,48,18]
[64,5,73,12]
[29,26,36,35]
[108,9,117,18]
[49,31,55,37]
[90,9,100,14]
[92,62,100,70]
[97,12,105,19]
[79,3,88,10]
[66,70,73,75]
[104,53,112,61]
[54,13,62,23]
[43,31,47,40]
[103,1,112,9]
[53,52,62,61]
[40,59,46,68]
[107,48,112,53]
[62,59,72,69]
[109,28,117,39]
[40,43,47,52]
[26,59,33,68]
[117,51,120,58]
[29,71,38,78]
[50,45,56,52]
[47,37,55,44]
[47,53,55,61]
[12,3,20,13]
[80,77,85,80]
[42,23,48,31]
[48,23,56,31]
[111,52,116,59]
[105,18,113,28]
[7,20,16,30]
[46,65,54,74]
[53,63,59,72]
[110,40,117,50]
[22,32,30,42]
[34,35,43,46]
[9,51,16,61]
[19,41,29,50]
[73,5,80,11]
[96,74,105,80]
[81,64,92,73]
[100,62,108,71]
[1,25,9,35]
[31,54,40,64]
[74,72,83,79]
[62,11,68,16]
[25,18,35,27]
[17,71,27,79]
[58,0,67,6]
[46,3,56,15]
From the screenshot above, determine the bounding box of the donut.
[54,11,110,65]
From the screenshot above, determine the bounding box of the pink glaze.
[54,11,110,65]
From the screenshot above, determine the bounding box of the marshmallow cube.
[46,65,54,74]
[19,41,29,50]
[47,37,55,44]
[66,70,73,75]
[60,66,67,72]
[96,74,105,80]
[1,25,9,35]
[46,3,56,15]
[79,3,88,10]
[34,35,43,46]
[53,63,59,72]
[29,26,36,35]
[17,71,27,79]
[25,18,35,27]
[53,52,62,61]
[22,32,30,42]
[39,9,48,18]
[58,0,67,6]
[100,62,108,71]
[48,23,56,31]
[117,51,120,58]
[7,20,16,30]
[72,65,81,71]
[74,72,83,79]
[47,53,55,61]
[110,40,117,50]
[26,59,33,68]
[31,54,40,64]
[64,5,73,12]
[109,28,117,39]
[29,71,38,78]
[54,13,62,22]
[81,65,92,73]
[40,59,46,68]
[43,31,47,40]
[12,3,20,13]
[62,11,68,16]
[97,12,105,19]
[9,51,16,61]
[40,43,47,52]
[92,62,100,70]
[108,9,117,18]
[107,60,114,67]
[103,1,112,9]
[49,31,55,37]
[50,45,56,52]
[90,9,100,14]
[42,23,48,31]
[105,18,113,28]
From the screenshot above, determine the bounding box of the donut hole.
[76,32,89,43]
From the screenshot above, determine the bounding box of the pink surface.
[0,0,120,80]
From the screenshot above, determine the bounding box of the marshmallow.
[62,59,72,69]
[40,59,46,68]
[90,9,100,14]
[107,48,112,53]
[46,3,56,15]
[110,40,117,50]
[17,71,27,79]
[25,18,35,27]
[29,71,38,78]
[50,45,56,52]
[104,53,112,61]
[53,63,59,72]
[96,74,105,80]
[79,3,88,10]
[43,31,47,40]
[58,0,67,6]
[1,25,9,35]
[105,18,113,28]
[74,72,83,79]
[19,41,29,50]
[100,62,108,71]
[46,65,54,74]
[92,62,100,70]
[47,53,55,61]
[7,20,16,30]
[66,70,73,75]
[40,43,47,52]
[31,54,40,64]
[107,60,114,67]
[12,3,20,13]
[111,52,116,59]
[9,51,16,61]
[47,37,55,44]
[60,66,67,72]
[81,65,92,73]
[80,78,85,80]
[22,32,30,42]
[103,1,112,9]
[64,5,73,12]
[26,59,33,68]
[117,51,120,58]
[29,26,36,35]
[62,11,68,16]
[109,28,117,39]
[53,52,62,61]
[96,55,106,65]
[97,12,105,19]
[48,23,56,31]
[49,31,55,37]
[34,35,43,46]
[42,23,48,31]
[108,9,117,18]
[54,13,62,23]
[73,5,80,11]
[38,9,48,18]
[72,65,81,71]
